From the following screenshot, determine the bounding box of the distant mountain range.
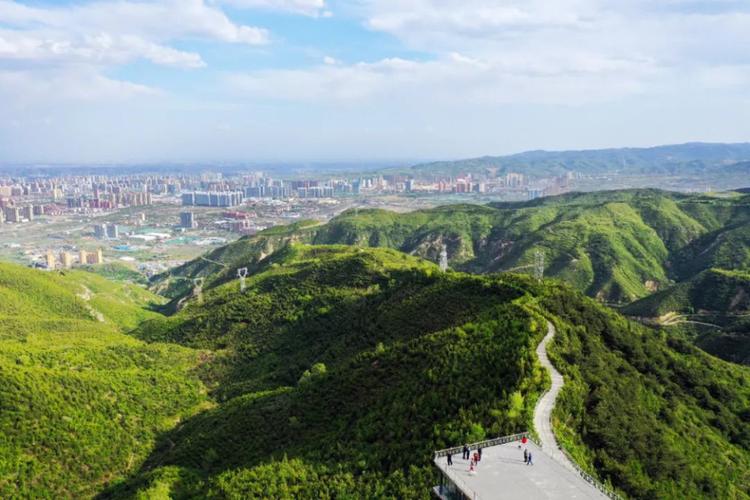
[393,142,750,178]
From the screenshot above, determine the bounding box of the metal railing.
[560,448,624,500]
[434,431,534,458]
[432,461,481,500]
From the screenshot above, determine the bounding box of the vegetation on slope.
[0,263,208,499]
[625,268,750,317]
[154,189,750,307]
[544,285,750,499]
[112,244,750,499]
[624,268,750,365]
[108,245,551,498]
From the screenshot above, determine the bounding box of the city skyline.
[2,0,750,163]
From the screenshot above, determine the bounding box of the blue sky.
[1,0,750,163]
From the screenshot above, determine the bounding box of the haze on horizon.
[1,0,750,164]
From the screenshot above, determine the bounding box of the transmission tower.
[533,249,545,281]
[193,277,205,304]
[237,267,248,292]
[439,244,448,272]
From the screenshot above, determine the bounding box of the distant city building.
[182,191,243,207]
[21,206,34,221]
[94,223,119,239]
[4,207,21,223]
[505,172,525,188]
[106,224,119,239]
[527,188,546,200]
[45,250,56,269]
[180,211,196,229]
[79,249,88,265]
[86,248,104,265]
[60,251,73,269]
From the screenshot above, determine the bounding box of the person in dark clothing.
[463,445,469,460]
[523,448,528,464]
[447,453,453,466]
[527,452,533,465]
[478,447,482,461]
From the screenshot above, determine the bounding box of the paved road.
[533,321,577,472]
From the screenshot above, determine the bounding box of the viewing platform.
[433,434,616,500]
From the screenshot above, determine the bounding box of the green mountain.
[3,241,750,499]
[106,245,750,499]
[625,268,750,318]
[0,263,209,498]
[392,142,750,178]
[624,268,750,365]
[155,189,750,306]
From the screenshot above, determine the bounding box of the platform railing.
[432,464,481,500]
[433,431,535,458]
[559,448,624,500]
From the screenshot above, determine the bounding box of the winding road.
[533,321,577,472]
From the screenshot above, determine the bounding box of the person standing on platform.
[524,448,528,464]
[527,452,533,466]
[447,452,453,467]
[463,444,469,460]
[478,447,482,461]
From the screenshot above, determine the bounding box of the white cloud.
[221,0,327,17]
[228,51,656,105]
[0,0,271,100]
[225,0,750,107]
[0,0,270,47]
[0,30,206,68]
[0,67,158,102]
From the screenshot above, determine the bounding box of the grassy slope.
[0,263,208,499]
[112,245,750,499]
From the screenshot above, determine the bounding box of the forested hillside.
[106,245,750,499]
[155,189,750,307]
[3,239,750,498]
[0,263,209,498]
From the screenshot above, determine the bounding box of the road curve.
[533,321,577,471]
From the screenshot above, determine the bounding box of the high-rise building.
[180,211,196,229]
[94,224,107,239]
[182,191,244,207]
[22,206,34,221]
[4,207,20,223]
[60,251,73,269]
[45,250,56,269]
[79,249,88,265]
[86,248,104,265]
[106,224,119,239]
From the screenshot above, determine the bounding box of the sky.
[1,0,750,164]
